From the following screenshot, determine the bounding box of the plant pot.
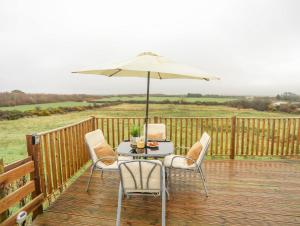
[130,136,138,146]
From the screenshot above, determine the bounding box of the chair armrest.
[94,156,118,166]
[170,155,197,168]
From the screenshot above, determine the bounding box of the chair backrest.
[144,123,166,140]
[119,160,162,194]
[84,129,106,164]
[196,132,211,165]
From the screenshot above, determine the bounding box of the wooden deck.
[33,160,300,226]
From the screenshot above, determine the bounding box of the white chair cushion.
[164,154,196,169]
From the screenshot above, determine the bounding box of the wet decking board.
[33,160,300,226]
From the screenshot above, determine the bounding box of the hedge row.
[0,102,120,120]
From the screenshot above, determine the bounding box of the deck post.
[26,135,43,219]
[90,116,97,130]
[154,116,159,123]
[230,116,237,159]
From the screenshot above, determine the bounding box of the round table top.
[117,141,174,158]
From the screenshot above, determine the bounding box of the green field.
[0,103,293,164]
[0,101,92,111]
[96,96,237,103]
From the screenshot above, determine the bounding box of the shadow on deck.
[33,160,300,226]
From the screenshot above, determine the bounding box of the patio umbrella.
[73,52,219,145]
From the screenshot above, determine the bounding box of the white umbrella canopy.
[72,52,219,80]
[73,52,219,147]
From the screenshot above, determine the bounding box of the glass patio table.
[117,141,174,158]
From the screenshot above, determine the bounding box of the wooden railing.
[95,116,300,158]
[26,118,95,204]
[25,116,300,207]
[0,157,43,225]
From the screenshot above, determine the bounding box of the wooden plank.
[230,116,236,159]
[71,126,79,172]
[117,118,120,145]
[42,134,53,195]
[59,129,67,184]
[63,128,71,180]
[281,119,286,156]
[174,118,178,150]
[122,118,125,141]
[266,119,270,155]
[241,118,245,155]
[236,118,240,155]
[215,119,219,155]
[220,118,224,155]
[190,118,193,147]
[170,118,173,141]
[49,132,58,190]
[195,118,199,141]
[185,118,188,148]
[276,119,281,155]
[0,161,34,187]
[54,131,62,189]
[4,156,32,172]
[297,119,300,155]
[286,119,291,155]
[271,119,276,155]
[246,118,250,155]
[67,127,74,177]
[112,118,115,148]
[106,118,110,145]
[0,181,35,214]
[261,119,265,156]
[2,194,44,226]
[256,119,260,156]
[225,118,229,155]
[291,119,296,155]
[251,118,255,155]
[180,118,183,153]
[210,118,214,156]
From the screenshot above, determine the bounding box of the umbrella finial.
[138,52,159,57]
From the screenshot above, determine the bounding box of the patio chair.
[84,129,131,192]
[116,160,166,226]
[144,123,166,141]
[164,132,211,197]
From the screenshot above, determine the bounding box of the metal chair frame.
[166,133,211,197]
[116,160,166,226]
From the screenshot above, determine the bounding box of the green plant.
[130,125,140,137]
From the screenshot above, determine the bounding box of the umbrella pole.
[144,71,150,150]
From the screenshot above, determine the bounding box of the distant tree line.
[0,91,103,107]
[0,102,120,120]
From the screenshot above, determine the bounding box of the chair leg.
[86,165,95,192]
[116,183,123,226]
[200,166,206,182]
[162,184,166,226]
[198,168,208,197]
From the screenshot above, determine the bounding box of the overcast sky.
[0,0,299,96]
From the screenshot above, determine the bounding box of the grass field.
[96,96,237,103]
[0,103,294,164]
[0,101,92,111]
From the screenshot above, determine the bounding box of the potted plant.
[130,125,140,146]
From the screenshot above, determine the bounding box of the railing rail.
[0,157,43,225]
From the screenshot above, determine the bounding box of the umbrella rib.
[108,69,122,77]
[158,72,162,79]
